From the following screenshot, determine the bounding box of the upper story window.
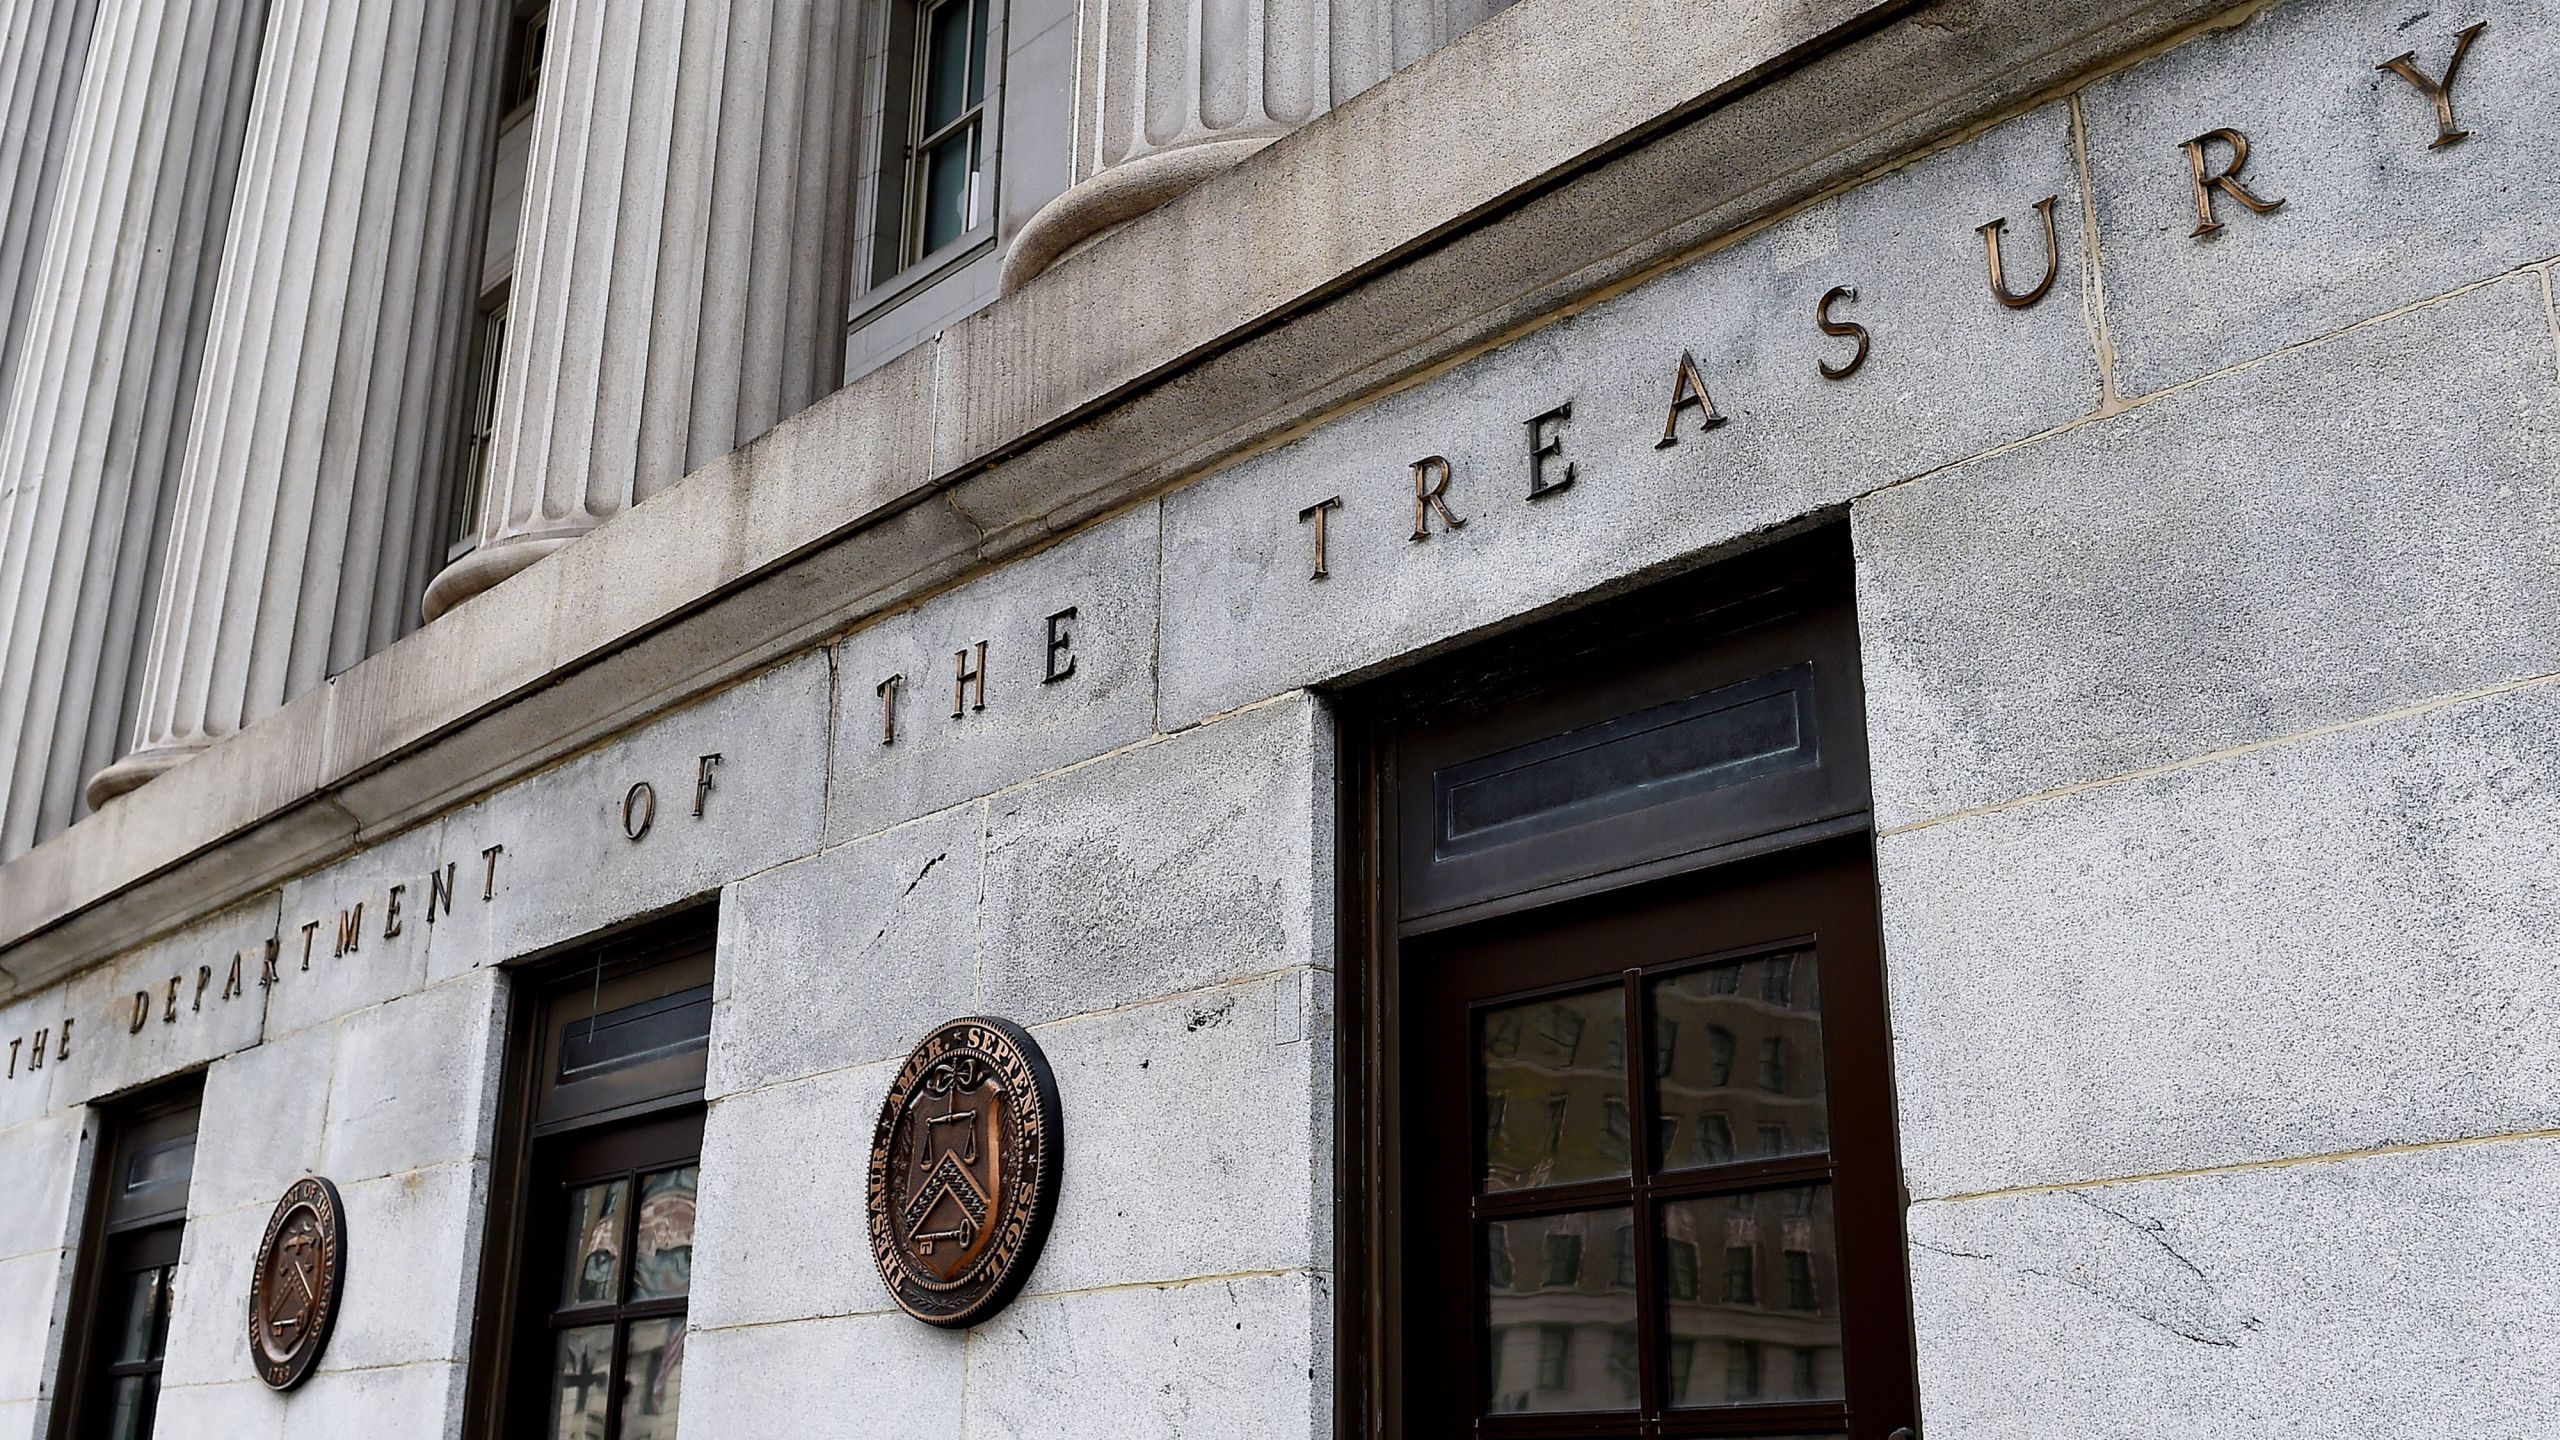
[869,0,997,284]
[443,3,548,561]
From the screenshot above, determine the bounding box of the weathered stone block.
[1023,970,1331,1295]
[317,972,504,1182]
[826,505,1160,844]
[266,820,447,1039]
[979,694,1332,1026]
[0,1111,83,1262]
[964,1271,1328,1440]
[0,1250,68,1403]
[150,1360,464,1440]
[1158,102,2100,728]
[428,654,831,977]
[680,1313,966,1440]
[66,896,275,1108]
[1856,275,2560,828]
[1906,1139,2560,1439]
[186,1023,331,1216]
[689,1059,901,1330]
[2080,0,2560,396]
[710,803,985,1098]
[1880,679,2560,1201]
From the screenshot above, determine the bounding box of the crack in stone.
[862,852,949,954]
[2068,1190,2208,1280]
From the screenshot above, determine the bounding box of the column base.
[1000,135,1280,295]
[85,740,204,809]
[420,531,582,623]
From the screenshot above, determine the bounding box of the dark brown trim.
[460,903,716,1440]
[48,1075,203,1440]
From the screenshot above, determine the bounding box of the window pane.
[918,128,975,256]
[1483,1208,1637,1414]
[1480,986,1629,1194]
[1661,1186,1842,1408]
[558,1180,628,1309]
[965,0,990,106]
[631,1167,698,1301]
[548,1324,615,1440]
[618,1315,686,1440]
[922,0,974,132]
[104,1374,157,1440]
[1650,952,1826,1173]
[110,1266,171,1362]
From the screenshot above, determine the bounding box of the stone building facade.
[0,0,2552,1437]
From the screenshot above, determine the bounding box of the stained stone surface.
[2079,0,2560,397]
[1907,1140,2560,1440]
[1856,276,2560,830]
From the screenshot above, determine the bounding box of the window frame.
[461,909,716,1440]
[49,1079,203,1440]
[1333,530,1918,1440]
[851,0,1007,330]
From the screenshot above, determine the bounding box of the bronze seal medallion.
[246,1176,346,1390]
[867,1016,1063,1327]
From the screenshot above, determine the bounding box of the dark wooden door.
[1402,838,1915,1439]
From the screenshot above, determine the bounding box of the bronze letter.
[299,919,320,970]
[693,754,722,816]
[1526,403,1575,499]
[1043,609,1078,683]
[27,1029,43,1070]
[1980,197,2062,309]
[2379,21,2486,149]
[260,937,281,988]
[876,674,902,744]
[193,965,212,1013]
[1297,497,1344,579]
[482,844,504,901]
[334,904,363,957]
[1409,457,1465,540]
[130,991,151,1033]
[952,641,988,717]
[5,1037,17,1077]
[223,953,245,1001]
[384,885,405,939]
[1816,286,1872,380]
[162,976,180,1024]
[427,862,456,922]
[623,782,657,841]
[1654,352,1727,449]
[55,1019,69,1061]
[2184,129,2284,237]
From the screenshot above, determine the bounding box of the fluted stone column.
[419,0,862,621]
[0,0,267,855]
[86,0,507,806]
[1002,0,1507,292]
[0,0,106,409]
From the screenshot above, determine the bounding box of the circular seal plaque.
[246,1176,346,1390]
[867,1016,1063,1328]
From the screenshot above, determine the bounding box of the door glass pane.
[103,1374,156,1440]
[549,1324,616,1440]
[618,1315,686,1440]
[1651,951,1826,1172]
[631,1166,699,1301]
[1481,986,1629,1193]
[558,1181,628,1308]
[1661,1185,1842,1408]
[110,1266,171,1361]
[1483,1208,1638,1414]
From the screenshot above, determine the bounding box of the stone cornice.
[0,0,2239,992]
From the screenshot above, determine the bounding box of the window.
[468,914,714,1440]
[53,1081,201,1440]
[1541,1233,1582,1288]
[439,3,546,564]
[870,0,995,283]
[1352,534,1918,1438]
[448,296,508,558]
